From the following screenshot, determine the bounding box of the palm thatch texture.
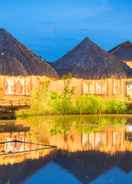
[0,28,58,77]
[52,38,128,79]
[109,41,132,77]
[109,41,132,61]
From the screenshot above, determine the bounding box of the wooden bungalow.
[51,38,132,99]
[109,41,132,98]
[0,29,131,102]
[0,29,58,105]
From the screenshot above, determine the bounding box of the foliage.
[17,80,52,116]
[75,95,106,114]
[19,115,128,137]
[106,99,127,114]
[50,79,74,114]
[17,79,129,116]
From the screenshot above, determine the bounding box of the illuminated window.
[127,82,132,97]
[113,80,120,95]
[4,79,14,95]
[83,81,95,94]
[14,80,24,95]
[127,82,132,89]
[95,81,102,94]
[25,79,31,95]
[4,78,31,96]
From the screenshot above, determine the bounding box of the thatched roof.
[109,41,132,77]
[0,29,58,77]
[52,38,127,79]
[109,41,132,61]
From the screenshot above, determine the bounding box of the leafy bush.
[50,79,74,114]
[17,79,129,116]
[31,80,52,114]
[75,95,106,114]
[106,100,127,114]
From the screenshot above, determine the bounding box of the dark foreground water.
[0,115,132,184]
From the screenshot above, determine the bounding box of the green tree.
[106,100,127,114]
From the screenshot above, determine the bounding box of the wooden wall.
[0,75,51,97]
[0,76,131,100]
[49,78,132,98]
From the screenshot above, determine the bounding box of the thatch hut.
[109,41,132,98]
[51,38,131,98]
[0,29,58,102]
[109,41,132,69]
[0,28,131,101]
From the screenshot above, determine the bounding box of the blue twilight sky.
[0,0,132,61]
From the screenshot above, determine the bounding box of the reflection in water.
[0,157,55,184]
[0,120,56,165]
[24,115,132,153]
[0,116,132,183]
[24,161,81,184]
[0,121,30,155]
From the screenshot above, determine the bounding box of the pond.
[0,115,132,184]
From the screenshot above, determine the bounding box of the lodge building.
[0,29,131,103]
[0,29,58,104]
[49,125,131,153]
[51,38,132,99]
[109,41,132,69]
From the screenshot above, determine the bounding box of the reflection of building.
[49,126,132,154]
[125,125,132,141]
[0,154,55,184]
[81,127,125,154]
[0,121,30,153]
[0,121,56,165]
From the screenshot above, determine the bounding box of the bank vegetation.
[17,79,132,117]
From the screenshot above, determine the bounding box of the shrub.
[106,100,127,114]
[75,95,106,114]
[17,79,129,116]
[28,80,52,115]
[50,79,74,114]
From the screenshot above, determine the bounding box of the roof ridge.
[109,41,132,53]
[0,28,58,77]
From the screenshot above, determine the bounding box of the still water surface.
[0,115,132,184]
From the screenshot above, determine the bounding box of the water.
[0,115,132,184]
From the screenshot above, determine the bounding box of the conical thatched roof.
[109,41,132,61]
[0,54,27,75]
[109,41,132,77]
[0,28,58,77]
[52,38,127,79]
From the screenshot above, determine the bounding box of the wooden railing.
[0,141,57,165]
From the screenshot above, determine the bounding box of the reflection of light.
[126,125,132,132]
[1,52,4,56]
